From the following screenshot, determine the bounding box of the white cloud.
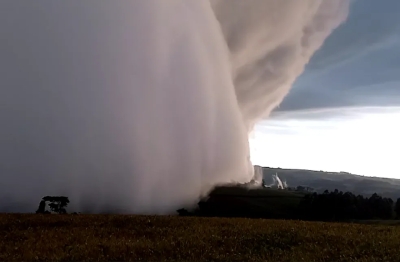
[251,107,400,178]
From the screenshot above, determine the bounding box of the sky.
[250,0,400,178]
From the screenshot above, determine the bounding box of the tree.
[395,198,400,219]
[299,190,395,221]
[36,196,69,214]
[36,200,46,214]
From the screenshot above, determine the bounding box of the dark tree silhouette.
[299,190,394,221]
[178,186,400,222]
[395,198,400,219]
[36,200,46,214]
[36,196,69,214]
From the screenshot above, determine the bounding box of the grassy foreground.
[1,214,399,261]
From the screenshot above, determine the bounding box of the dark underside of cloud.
[275,0,400,114]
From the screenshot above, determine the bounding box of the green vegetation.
[1,214,400,261]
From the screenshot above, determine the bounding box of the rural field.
[1,214,400,261]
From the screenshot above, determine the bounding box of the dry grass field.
[1,214,399,261]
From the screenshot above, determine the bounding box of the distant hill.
[262,167,400,200]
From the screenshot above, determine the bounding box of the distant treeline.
[179,188,400,222]
[300,190,399,221]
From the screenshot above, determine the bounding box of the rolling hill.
[262,167,400,200]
